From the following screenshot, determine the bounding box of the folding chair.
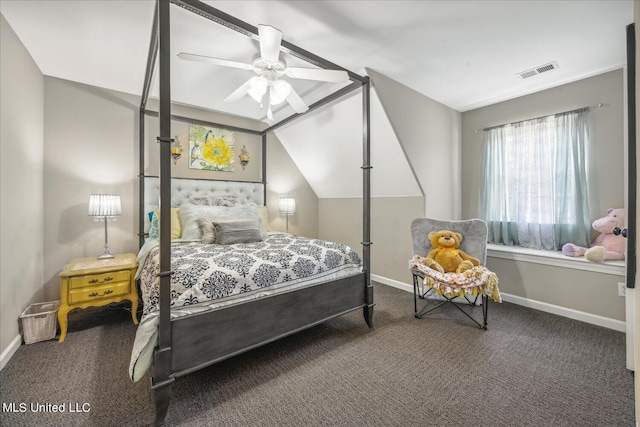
[410,218,492,329]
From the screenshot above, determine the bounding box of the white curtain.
[479,108,591,250]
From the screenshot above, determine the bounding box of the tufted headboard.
[142,177,265,232]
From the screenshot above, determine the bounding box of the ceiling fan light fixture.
[269,80,292,105]
[180,24,342,118]
[247,76,268,102]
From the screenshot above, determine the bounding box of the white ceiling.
[0,0,633,199]
[0,0,633,118]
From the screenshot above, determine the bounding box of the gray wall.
[461,70,626,321]
[319,197,424,283]
[43,78,140,301]
[489,257,624,321]
[0,16,45,355]
[266,132,319,238]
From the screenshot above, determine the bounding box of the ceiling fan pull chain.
[265,89,274,121]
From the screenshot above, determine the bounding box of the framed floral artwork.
[189,125,235,171]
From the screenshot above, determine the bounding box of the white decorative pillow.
[197,217,217,244]
[188,194,239,207]
[180,203,265,241]
[257,206,272,232]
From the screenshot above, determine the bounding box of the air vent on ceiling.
[517,62,559,79]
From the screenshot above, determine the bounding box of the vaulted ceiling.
[0,1,633,198]
[0,1,632,118]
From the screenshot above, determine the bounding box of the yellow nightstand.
[58,253,139,342]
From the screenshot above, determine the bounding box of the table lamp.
[279,197,295,233]
[89,194,121,259]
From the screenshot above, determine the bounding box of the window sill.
[486,243,625,276]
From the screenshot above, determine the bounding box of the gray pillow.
[213,218,263,245]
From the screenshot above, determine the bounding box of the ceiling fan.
[178,25,350,121]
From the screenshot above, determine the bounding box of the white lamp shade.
[89,194,122,218]
[279,197,296,215]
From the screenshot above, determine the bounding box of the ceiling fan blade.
[286,87,309,114]
[177,52,253,71]
[284,67,349,83]
[224,79,253,102]
[258,24,282,63]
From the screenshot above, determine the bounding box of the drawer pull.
[88,276,114,284]
[88,289,114,297]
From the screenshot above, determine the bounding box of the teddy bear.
[422,230,481,274]
[561,208,626,262]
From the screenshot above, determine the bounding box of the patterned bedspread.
[138,233,363,321]
[129,233,362,381]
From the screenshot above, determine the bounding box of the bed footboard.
[170,273,367,376]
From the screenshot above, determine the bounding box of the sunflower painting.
[189,125,235,172]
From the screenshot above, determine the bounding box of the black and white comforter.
[138,234,362,318]
[130,233,362,380]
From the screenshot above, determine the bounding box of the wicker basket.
[19,301,60,344]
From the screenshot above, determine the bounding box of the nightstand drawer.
[69,281,130,304]
[69,270,130,289]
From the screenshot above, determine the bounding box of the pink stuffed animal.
[562,208,626,262]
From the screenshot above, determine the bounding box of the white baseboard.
[0,334,22,371]
[371,274,626,332]
[499,292,625,332]
[372,274,413,293]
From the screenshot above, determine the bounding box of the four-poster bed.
[136,1,372,425]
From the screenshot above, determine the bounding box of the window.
[479,108,591,250]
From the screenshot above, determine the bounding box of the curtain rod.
[473,103,606,133]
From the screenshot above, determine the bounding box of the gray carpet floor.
[0,283,635,426]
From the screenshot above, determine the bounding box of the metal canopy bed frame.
[138,1,372,424]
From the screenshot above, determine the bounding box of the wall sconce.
[279,197,295,233]
[239,145,250,170]
[89,194,122,259]
[171,135,183,165]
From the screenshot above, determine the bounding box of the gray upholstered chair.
[410,218,490,329]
